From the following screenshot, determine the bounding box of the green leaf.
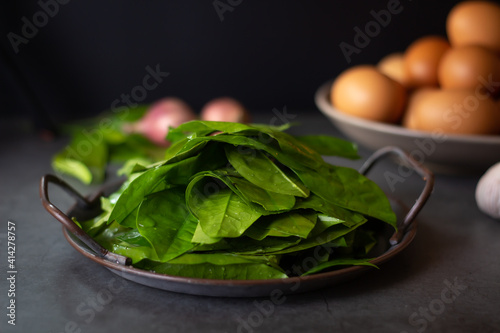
[52,155,93,185]
[169,134,309,172]
[187,186,261,238]
[136,188,198,262]
[225,236,301,254]
[116,157,154,177]
[301,258,378,276]
[334,165,396,226]
[167,120,292,142]
[163,139,208,164]
[229,176,296,212]
[88,221,158,263]
[252,127,327,169]
[108,156,199,225]
[293,164,397,228]
[294,135,360,159]
[135,253,288,279]
[245,212,317,240]
[52,132,108,184]
[336,228,378,257]
[293,193,367,228]
[109,133,166,163]
[52,105,158,185]
[270,219,366,255]
[191,223,222,244]
[225,146,309,198]
[185,169,270,219]
[166,120,253,144]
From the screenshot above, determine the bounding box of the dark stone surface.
[1,112,499,333]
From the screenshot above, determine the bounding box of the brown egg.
[377,53,411,88]
[406,89,500,135]
[402,88,435,129]
[438,45,500,96]
[404,36,451,87]
[447,1,500,54]
[330,65,407,123]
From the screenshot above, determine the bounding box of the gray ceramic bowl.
[315,80,500,174]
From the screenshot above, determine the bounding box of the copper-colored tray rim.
[41,146,433,297]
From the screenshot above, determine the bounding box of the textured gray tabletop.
[1,112,499,333]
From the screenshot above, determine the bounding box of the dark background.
[1,0,493,132]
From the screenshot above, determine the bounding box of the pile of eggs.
[330,1,500,136]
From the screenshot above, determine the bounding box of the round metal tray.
[40,146,433,297]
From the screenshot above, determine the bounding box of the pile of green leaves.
[52,106,166,184]
[77,121,397,279]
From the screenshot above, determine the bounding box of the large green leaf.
[244,212,317,240]
[136,188,198,262]
[108,156,199,225]
[185,170,252,209]
[229,176,296,212]
[293,164,396,228]
[225,146,309,197]
[187,186,261,238]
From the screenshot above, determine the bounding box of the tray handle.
[40,174,131,265]
[358,146,434,246]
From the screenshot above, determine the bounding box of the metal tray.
[40,146,433,297]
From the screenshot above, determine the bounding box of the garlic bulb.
[475,162,500,219]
